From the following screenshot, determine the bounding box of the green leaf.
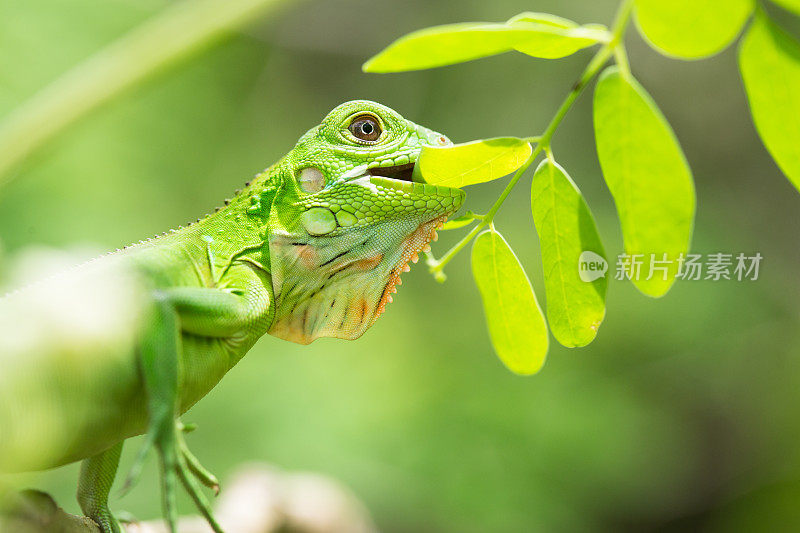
[504,13,609,58]
[634,0,753,59]
[510,23,608,59]
[531,159,606,347]
[363,23,520,72]
[505,13,611,56]
[739,11,800,193]
[362,21,606,73]
[471,229,548,375]
[593,66,696,298]
[770,0,800,15]
[417,137,532,188]
[507,12,577,29]
[440,213,477,230]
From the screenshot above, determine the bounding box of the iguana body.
[0,101,464,532]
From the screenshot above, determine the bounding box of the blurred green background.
[2,0,800,531]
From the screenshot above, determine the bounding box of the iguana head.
[265,100,465,344]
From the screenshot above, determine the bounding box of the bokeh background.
[2,0,800,531]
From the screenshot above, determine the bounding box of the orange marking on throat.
[347,298,371,324]
[352,254,383,271]
[295,245,317,268]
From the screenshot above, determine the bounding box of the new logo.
[578,251,607,282]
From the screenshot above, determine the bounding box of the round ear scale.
[301,207,337,236]
[298,167,325,193]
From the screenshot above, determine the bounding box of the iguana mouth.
[367,162,416,182]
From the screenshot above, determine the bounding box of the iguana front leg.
[78,270,270,533]
[137,286,267,533]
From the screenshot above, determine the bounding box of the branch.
[0,490,100,533]
[0,0,294,186]
[1,464,377,533]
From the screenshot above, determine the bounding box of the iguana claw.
[179,434,221,495]
[121,419,223,533]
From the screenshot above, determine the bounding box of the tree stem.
[0,0,291,187]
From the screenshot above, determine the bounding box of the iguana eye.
[349,114,382,142]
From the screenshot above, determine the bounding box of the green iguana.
[0,100,465,532]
